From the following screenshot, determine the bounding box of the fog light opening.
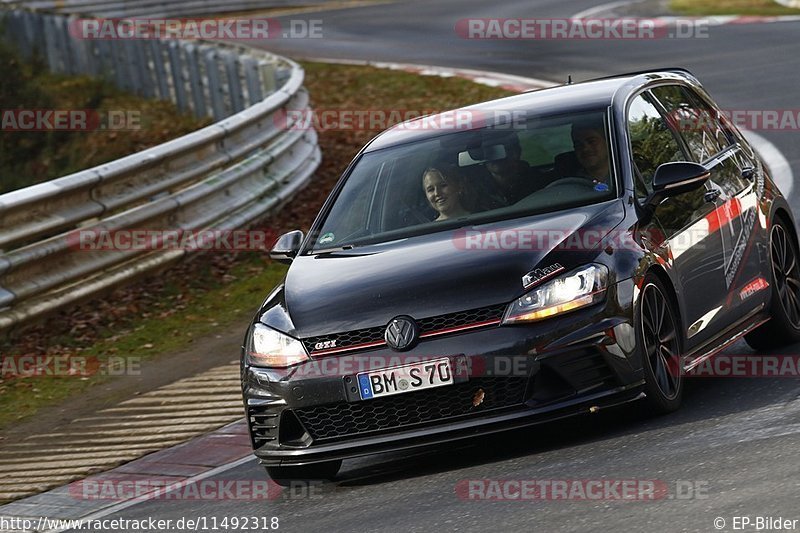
[279,409,312,445]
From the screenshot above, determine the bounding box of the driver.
[570,119,611,187]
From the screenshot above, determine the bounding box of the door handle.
[704,189,721,203]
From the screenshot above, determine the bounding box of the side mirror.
[270,230,304,264]
[644,161,710,211]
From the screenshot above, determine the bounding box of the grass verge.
[669,0,800,16]
[0,41,209,194]
[0,257,287,429]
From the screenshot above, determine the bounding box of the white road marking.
[38,455,256,533]
[571,0,639,20]
[572,0,800,22]
[741,130,794,197]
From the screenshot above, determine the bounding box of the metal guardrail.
[0,8,321,333]
[3,9,288,120]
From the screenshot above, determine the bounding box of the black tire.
[265,460,342,486]
[638,274,684,414]
[745,219,800,350]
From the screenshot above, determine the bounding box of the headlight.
[502,264,608,324]
[246,323,309,368]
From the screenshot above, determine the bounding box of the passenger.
[422,166,471,221]
[483,132,545,205]
[571,119,611,185]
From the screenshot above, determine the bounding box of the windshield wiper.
[311,244,356,254]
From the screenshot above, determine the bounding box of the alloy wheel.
[770,224,800,329]
[641,283,681,400]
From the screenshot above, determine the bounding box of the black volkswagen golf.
[241,69,800,482]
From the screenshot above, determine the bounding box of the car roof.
[364,69,697,152]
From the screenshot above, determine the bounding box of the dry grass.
[670,0,800,16]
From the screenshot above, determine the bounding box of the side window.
[653,84,749,196]
[626,92,685,199]
[652,85,727,162]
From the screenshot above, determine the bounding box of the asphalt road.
[258,0,800,200]
[96,371,800,532]
[66,1,800,531]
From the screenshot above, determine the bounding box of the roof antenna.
[567,75,572,85]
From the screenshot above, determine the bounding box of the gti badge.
[314,339,337,351]
[522,263,565,290]
[384,316,419,351]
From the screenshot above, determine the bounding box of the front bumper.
[242,279,642,466]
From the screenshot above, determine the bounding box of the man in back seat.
[481,131,547,206]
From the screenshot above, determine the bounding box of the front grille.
[417,304,506,334]
[248,405,278,448]
[302,304,506,355]
[294,377,528,441]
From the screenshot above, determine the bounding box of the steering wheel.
[544,177,596,189]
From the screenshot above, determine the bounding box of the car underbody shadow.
[333,340,800,487]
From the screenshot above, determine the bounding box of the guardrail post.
[242,57,264,105]
[183,43,207,118]
[0,11,17,51]
[259,60,277,95]
[22,10,43,60]
[126,40,153,98]
[202,45,226,120]
[149,40,171,101]
[54,14,77,75]
[43,15,63,72]
[67,15,91,75]
[223,51,244,113]
[167,40,188,112]
[95,38,116,81]
[85,39,101,77]
[112,37,131,90]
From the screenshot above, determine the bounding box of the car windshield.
[309,109,614,251]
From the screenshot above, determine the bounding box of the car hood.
[282,200,625,338]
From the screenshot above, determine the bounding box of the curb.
[572,0,800,23]
[301,57,555,93]
[0,422,254,533]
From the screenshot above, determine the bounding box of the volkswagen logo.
[384,316,419,351]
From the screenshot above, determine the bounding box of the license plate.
[357,357,453,400]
